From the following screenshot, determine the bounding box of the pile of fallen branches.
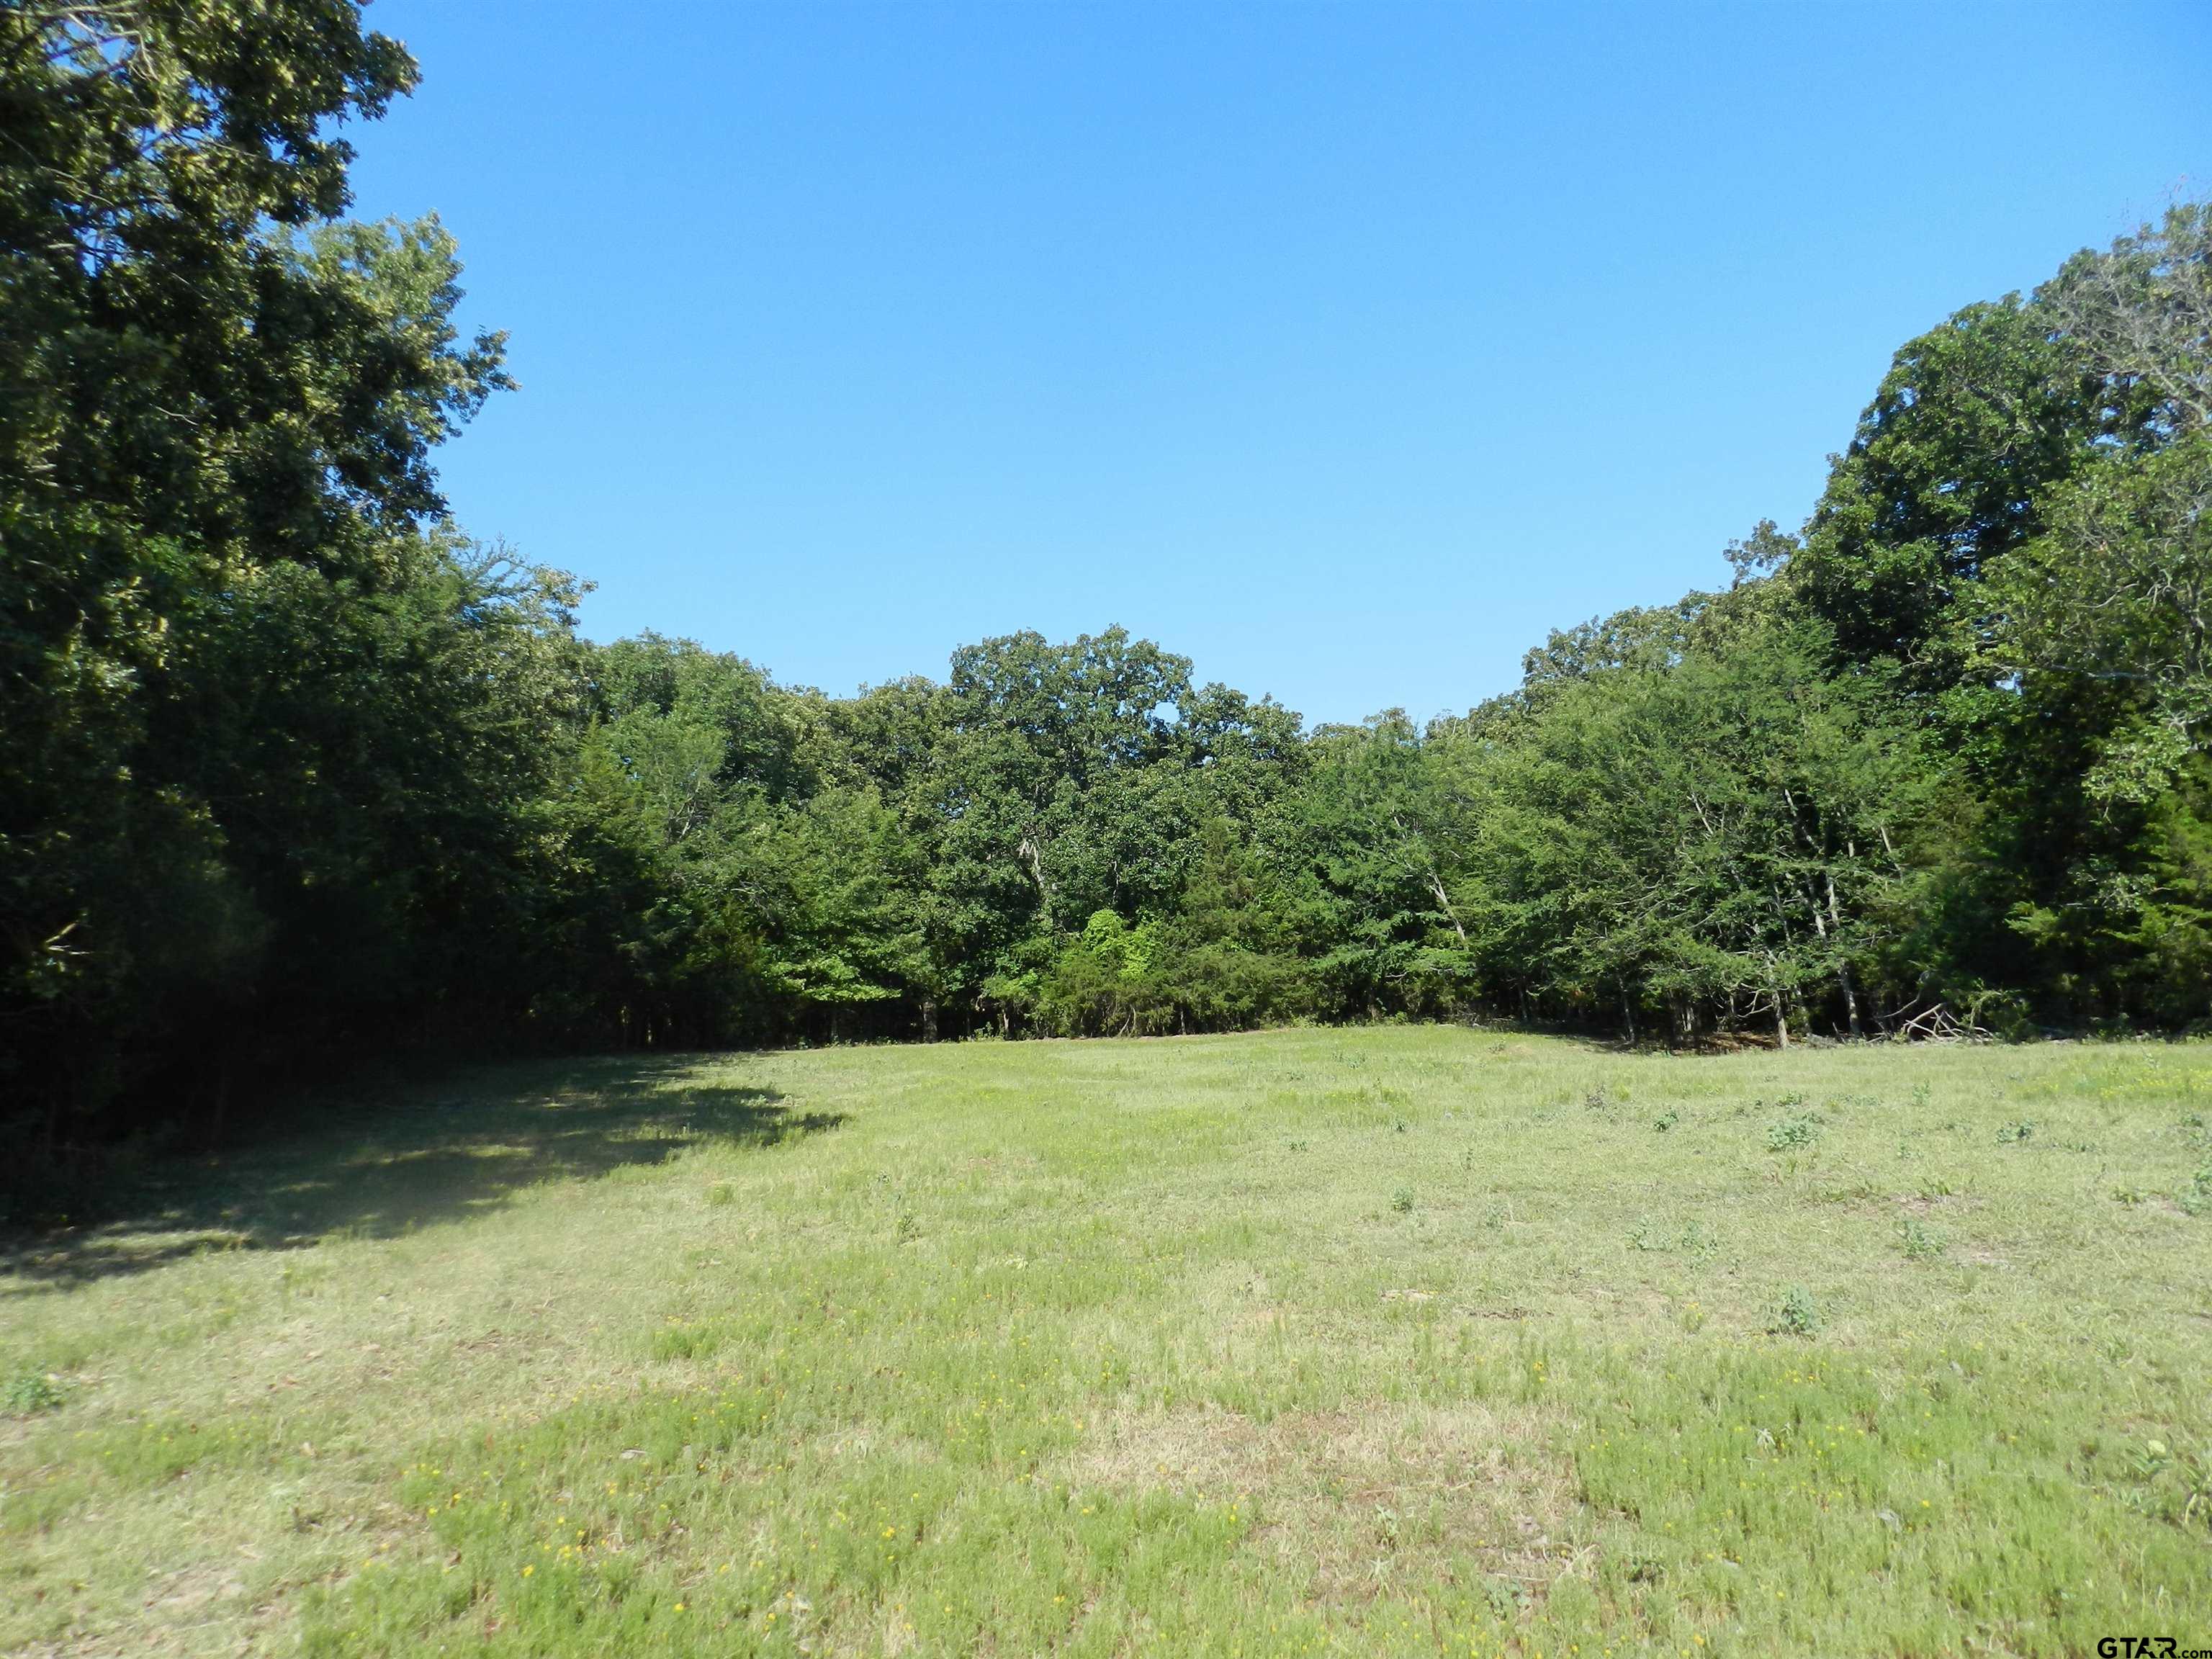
[1879,999,1992,1043]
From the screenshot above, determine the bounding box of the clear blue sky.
[349,1,2208,727]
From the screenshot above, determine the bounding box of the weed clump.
[1765,1110,1822,1151]
[1897,1218,1945,1260]
[1768,1285,1822,1337]
[2178,1165,2212,1216]
[3,1368,63,1416]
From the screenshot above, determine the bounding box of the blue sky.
[349,1,2208,726]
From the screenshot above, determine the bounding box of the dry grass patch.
[1063,1397,1584,1602]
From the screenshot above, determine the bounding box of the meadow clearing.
[3,1026,2210,1656]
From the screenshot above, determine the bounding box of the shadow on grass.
[1,1054,840,1292]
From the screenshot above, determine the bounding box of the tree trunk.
[1016,832,1051,904]
[207,1061,231,1151]
[921,997,938,1043]
[1822,872,1862,1038]
[1426,871,1468,945]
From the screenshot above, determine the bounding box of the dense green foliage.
[7,3,2212,1162]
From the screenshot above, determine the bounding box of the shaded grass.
[4,1029,2210,1654]
[1,1059,816,1289]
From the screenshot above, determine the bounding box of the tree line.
[6,3,2212,1169]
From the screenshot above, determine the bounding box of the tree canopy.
[7,4,2212,1180]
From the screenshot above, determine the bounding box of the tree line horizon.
[8,4,2212,1169]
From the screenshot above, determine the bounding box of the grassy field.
[4,1028,2210,1656]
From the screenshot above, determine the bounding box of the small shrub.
[1898,1218,1945,1261]
[1390,1187,1416,1213]
[3,1370,64,1416]
[1653,1108,1680,1133]
[1768,1285,1822,1337]
[1996,1120,2035,1144]
[1766,1112,1822,1151]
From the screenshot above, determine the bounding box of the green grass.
[4,1028,2210,1655]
